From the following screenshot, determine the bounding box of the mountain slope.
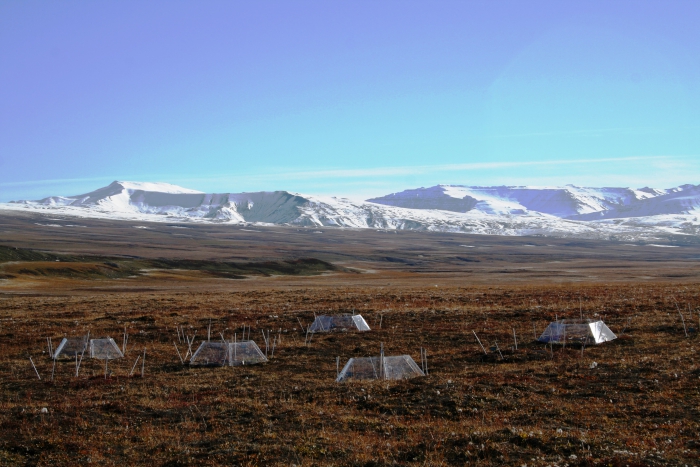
[4,180,700,242]
[569,184,700,220]
[367,185,672,218]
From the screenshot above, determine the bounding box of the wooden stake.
[494,341,504,360]
[141,348,146,377]
[29,357,41,380]
[473,330,487,355]
[77,350,84,377]
[185,332,196,359]
[130,355,141,376]
[174,342,184,364]
[563,325,567,350]
[380,342,385,380]
[512,328,518,350]
[673,298,688,337]
[678,307,688,337]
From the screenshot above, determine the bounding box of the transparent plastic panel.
[308,315,334,332]
[560,323,592,343]
[589,321,617,343]
[336,355,424,382]
[190,342,228,366]
[382,355,425,380]
[538,320,617,345]
[538,321,565,343]
[352,315,371,331]
[309,314,371,332]
[89,338,124,360]
[228,340,268,366]
[53,337,88,360]
[336,357,381,382]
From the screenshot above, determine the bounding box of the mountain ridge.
[4,180,700,241]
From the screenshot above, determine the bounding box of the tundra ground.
[0,283,698,466]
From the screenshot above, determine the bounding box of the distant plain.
[2,210,700,293]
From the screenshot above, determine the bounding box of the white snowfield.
[3,181,700,241]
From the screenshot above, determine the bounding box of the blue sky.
[1,0,699,201]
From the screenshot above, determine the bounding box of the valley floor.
[0,283,698,466]
[1,211,699,466]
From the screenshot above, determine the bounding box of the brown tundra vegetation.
[3,284,700,466]
[0,211,699,466]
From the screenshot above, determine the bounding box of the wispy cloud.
[0,175,124,188]
[0,155,692,193]
[221,155,673,182]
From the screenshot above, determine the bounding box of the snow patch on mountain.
[570,184,700,221]
[3,180,700,241]
[368,184,677,218]
[116,181,204,194]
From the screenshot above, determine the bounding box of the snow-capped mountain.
[568,184,700,220]
[4,181,700,241]
[11,181,311,224]
[368,185,671,218]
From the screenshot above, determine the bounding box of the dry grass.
[0,283,698,466]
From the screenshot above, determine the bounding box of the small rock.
[589,361,598,369]
[40,407,48,414]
